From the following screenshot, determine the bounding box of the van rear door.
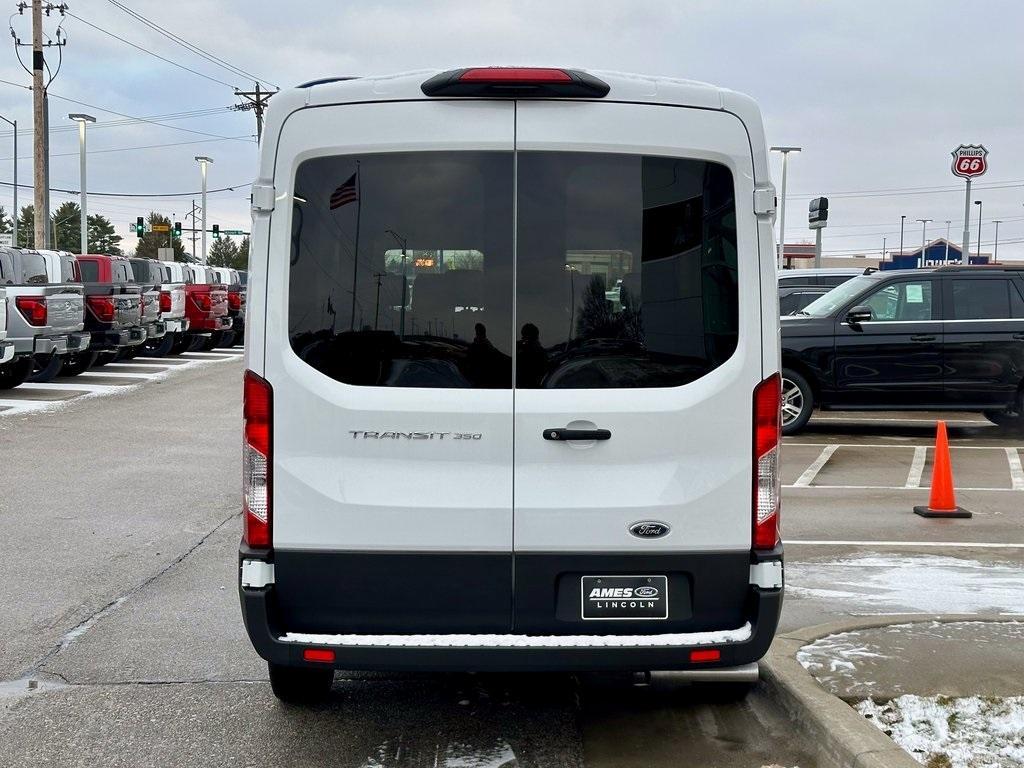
[267,101,516,633]
[511,102,763,633]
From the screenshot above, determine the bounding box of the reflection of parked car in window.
[240,67,782,703]
[780,266,1024,434]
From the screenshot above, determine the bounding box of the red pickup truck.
[74,254,147,369]
[175,264,231,352]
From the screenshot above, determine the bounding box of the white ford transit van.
[239,67,783,703]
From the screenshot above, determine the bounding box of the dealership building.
[782,238,999,271]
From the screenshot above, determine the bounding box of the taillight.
[15,296,47,326]
[243,370,272,549]
[421,67,610,98]
[196,293,212,311]
[159,291,171,312]
[86,296,116,322]
[228,291,241,310]
[753,374,781,550]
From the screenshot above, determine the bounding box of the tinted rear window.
[289,151,514,388]
[79,260,99,282]
[18,252,48,283]
[0,251,14,284]
[287,151,738,389]
[950,278,1016,320]
[61,254,80,282]
[515,153,737,389]
[114,261,132,283]
[238,271,248,285]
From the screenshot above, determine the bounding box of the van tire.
[781,369,813,436]
[268,663,333,704]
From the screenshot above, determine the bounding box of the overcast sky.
[0,0,1021,260]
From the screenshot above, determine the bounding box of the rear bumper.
[0,341,13,365]
[238,547,783,672]
[143,321,166,340]
[98,326,146,350]
[163,318,186,334]
[68,331,91,352]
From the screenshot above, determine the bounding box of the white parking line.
[1006,448,1024,492]
[793,444,839,487]
[14,381,120,393]
[905,446,927,488]
[785,483,1019,492]
[811,415,989,425]
[78,370,157,380]
[788,540,1024,549]
[104,362,172,369]
[785,442,1024,450]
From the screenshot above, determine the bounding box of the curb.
[761,613,1024,768]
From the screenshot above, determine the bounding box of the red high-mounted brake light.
[15,296,47,326]
[753,374,781,550]
[461,67,572,83]
[243,370,272,549]
[421,67,610,98]
[159,290,172,313]
[86,295,116,323]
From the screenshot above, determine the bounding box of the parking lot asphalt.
[2,364,1022,766]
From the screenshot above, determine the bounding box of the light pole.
[899,214,906,258]
[993,220,1001,262]
[195,156,213,263]
[0,114,16,246]
[68,114,96,255]
[770,146,801,270]
[882,236,887,264]
[974,200,982,262]
[944,220,951,263]
[915,219,932,268]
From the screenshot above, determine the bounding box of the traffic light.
[173,221,182,237]
[135,216,145,235]
[212,224,220,240]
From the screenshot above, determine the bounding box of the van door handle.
[910,334,936,342]
[544,428,611,441]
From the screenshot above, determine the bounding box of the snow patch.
[857,694,1024,767]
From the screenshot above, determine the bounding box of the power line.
[105,0,278,89]
[65,11,238,89]
[0,179,251,198]
[790,179,1024,200]
[0,134,252,161]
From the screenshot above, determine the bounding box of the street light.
[69,114,96,255]
[993,220,1002,262]
[915,219,932,268]
[195,156,213,263]
[974,200,982,262]
[944,220,951,263]
[899,214,906,258]
[0,113,17,247]
[770,146,801,270]
[386,229,408,339]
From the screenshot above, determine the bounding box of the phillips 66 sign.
[951,144,989,178]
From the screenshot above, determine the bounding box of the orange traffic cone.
[914,421,972,518]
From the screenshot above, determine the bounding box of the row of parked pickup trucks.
[0,247,246,388]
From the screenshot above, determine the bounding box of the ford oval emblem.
[629,521,670,539]
[634,586,659,598]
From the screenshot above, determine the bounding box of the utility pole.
[31,0,44,248]
[944,220,951,263]
[974,200,983,262]
[993,220,1001,262]
[233,83,276,143]
[899,215,906,258]
[372,272,385,330]
[882,236,886,264]
[185,199,200,259]
[15,1,66,248]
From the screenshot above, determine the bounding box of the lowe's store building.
[880,238,991,270]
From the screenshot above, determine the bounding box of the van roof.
[292,68,753,113]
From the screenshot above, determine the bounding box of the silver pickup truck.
[0,247,89,387]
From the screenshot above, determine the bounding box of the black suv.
[780,266,1024,434]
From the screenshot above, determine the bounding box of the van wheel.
[268,662,333,704]
[62,351,98,377]
[29,353,63,383]
[0,357,34,389]
[781,369,814,435]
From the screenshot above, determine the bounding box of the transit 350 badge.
[950,144,988,179]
